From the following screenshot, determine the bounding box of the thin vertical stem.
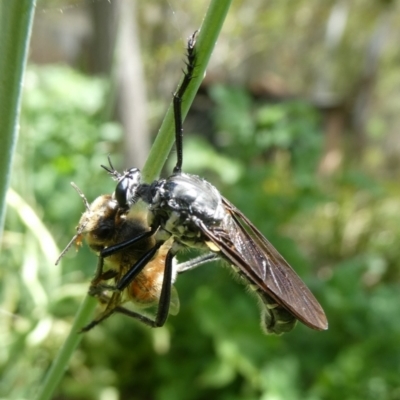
[0,0,36,238]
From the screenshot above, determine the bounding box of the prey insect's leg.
[88,252,119,297]
[88,268,118,297]
[80,291,122,332]
[173,31,197,174]
[90,254,117,285]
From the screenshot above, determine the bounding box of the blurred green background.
[2,0,400,399]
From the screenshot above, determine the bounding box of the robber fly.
[93,32,328,335]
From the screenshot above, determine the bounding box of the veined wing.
[197,197,328,331]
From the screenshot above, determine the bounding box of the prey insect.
[55,187,179,330]
[56,181,215,331]
[96,32,328,334]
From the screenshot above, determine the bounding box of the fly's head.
[114,168,142,209]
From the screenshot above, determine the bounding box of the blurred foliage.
[0,65,123,399]
[1,62,400,400]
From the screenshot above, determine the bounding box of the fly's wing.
[197,198,328,332]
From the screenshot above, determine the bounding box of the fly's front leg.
[88,226,159,294]
[101,227,156,258]
[113,247,177,328]
[88,241,165,297]
[81,245,176,331]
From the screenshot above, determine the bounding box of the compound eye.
[114,168,141,208]
[115,178,129,207]
[93,221,114,240]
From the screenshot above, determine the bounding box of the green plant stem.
[0,0,36,238]
[142,0,233,182]
[36,0,232,399]
[35,295,98,400]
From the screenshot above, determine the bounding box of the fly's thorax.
[150,172,226,223]
[149,173,225,249]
